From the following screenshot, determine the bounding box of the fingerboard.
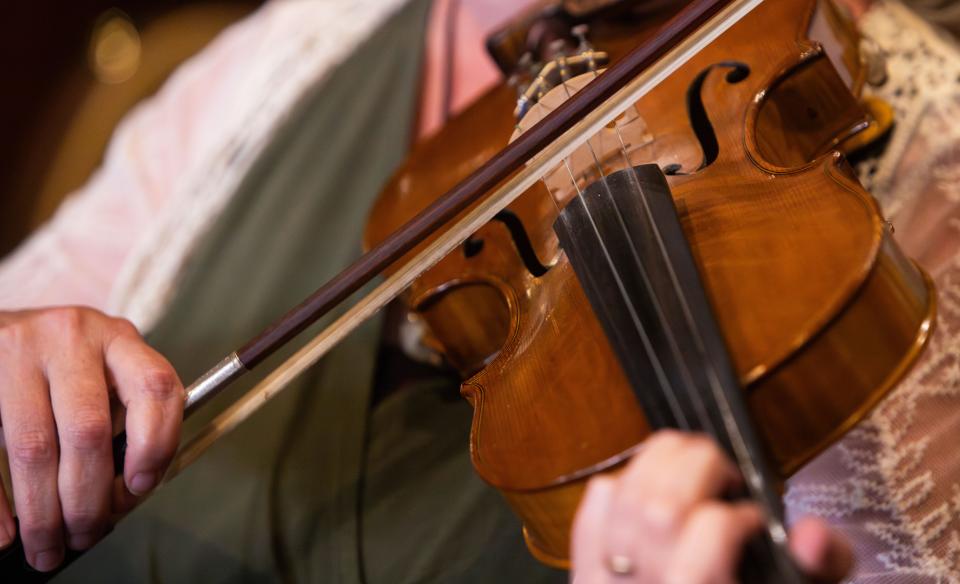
[554,164,806,583]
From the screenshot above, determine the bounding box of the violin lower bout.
[492,227,935,568]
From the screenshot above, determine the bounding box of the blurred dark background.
[0,1,263,258]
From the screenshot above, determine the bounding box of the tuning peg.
[572,24,591,51]
[548,38,568,59]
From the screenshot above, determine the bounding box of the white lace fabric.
[786,2,960,581]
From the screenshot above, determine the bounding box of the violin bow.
[173,0,764,474]
[0,0,764,579]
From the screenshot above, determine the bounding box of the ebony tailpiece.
[553,164,806,582]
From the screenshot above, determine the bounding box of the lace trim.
[788,269,960,579]
[787,2,960,581]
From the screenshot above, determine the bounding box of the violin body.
[365,0,935,567]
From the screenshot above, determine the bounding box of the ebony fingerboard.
[554,164,806,583]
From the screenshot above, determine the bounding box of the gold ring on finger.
[606,554,635,577]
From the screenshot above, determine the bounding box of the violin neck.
[554,164,806,583]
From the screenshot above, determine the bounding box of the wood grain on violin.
[365,0,934,567]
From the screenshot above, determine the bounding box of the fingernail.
[129,472,157,495]
[33,548,64,572]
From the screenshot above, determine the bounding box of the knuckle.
[693,502,745,536]
[40,307,89,336]
[19,519,60,545]
[62,410,111,452]
[109,317,140,338]
[0,320,32,352]
[128,419,177,461]
[138,368,181,401]
[639,495,685,531]
[687,434,725,463]
[9,427,57,469]
[62,509,105,534]
[583,475,612,500]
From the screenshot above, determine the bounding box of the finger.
[104,326,183,496]
[0,365,65,571]
[788,517,853,583]
[664,501,764,584]
[604,432,741,574]
[47,341,113,550]
[0,479,15,549]
[571,476,618,583]
[622,432,742,521]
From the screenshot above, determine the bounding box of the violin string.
[594,93,716,433]
[544,175,564,216]
[604,93,788,539]
[562,158,582,197]
[549,61,699,431]
[534,104,565,216]
[607,115,717,436]
[573,63,707,434]
[545,44,754,472]
[558,58,608,184]
[579,63,694,431]
[558,155,689,429]
[554,65,691,429]
[591,60,778,523]
[590,87,788,548]
[542,48,786,552]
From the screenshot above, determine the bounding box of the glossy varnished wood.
[365,0,933,568]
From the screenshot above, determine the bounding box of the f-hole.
[463,210,551,278]
[663,61,750,176]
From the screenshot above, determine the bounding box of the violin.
[364,0,934,572]
[0,0,934,580]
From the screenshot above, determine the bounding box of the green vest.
[59,2,563,582]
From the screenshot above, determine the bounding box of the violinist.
[0,1,956,583]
